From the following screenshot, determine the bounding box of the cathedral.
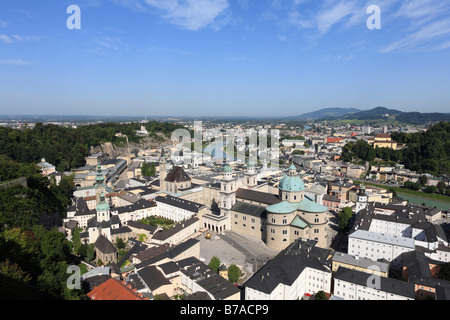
[203,163,330,251]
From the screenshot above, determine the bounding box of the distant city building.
[368,134,398,150]
[37,158,55,176]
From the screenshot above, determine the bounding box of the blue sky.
[0,0,449,117]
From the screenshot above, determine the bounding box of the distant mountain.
[340,107,403,120]
[315,106,450,124]
[292,108,361,120]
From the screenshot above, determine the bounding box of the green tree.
[208,256,220,273]
[338,207,353,230]
[425,185,438,194]
[419,175,428,186]
[437,181,447,194]
[228,264,242,283]
[87,244,95,261]
[315,291,328,300]
[116,238,126,250]
[141,162,151,177]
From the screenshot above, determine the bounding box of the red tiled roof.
[327,137,343,143]
[87,278,148,300]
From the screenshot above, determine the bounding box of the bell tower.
[356,183,368,213]
[244,162,258,189]
[159,147,167,191]
[220,164,236,217]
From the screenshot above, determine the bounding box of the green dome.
[278,175,305,192]
[224,164,232,173]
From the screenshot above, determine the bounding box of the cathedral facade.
[223,163,330,250]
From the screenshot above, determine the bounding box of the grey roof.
[155,195,205,213]
[95,235,116,254]
[231,201,267,218]
[82,275,110,292]
[135,239,199,270]
[353,203,449,244]
[158,261,180,275]
[126,273,147,292]
[137,265,172,291]
[402,249,450,290]
[243,239,331,294]
[152,217,199,241]
[334,267,416,299]
[176,257,240,300]
[349,230,415,249]
[114,199,157,214]
[127,220,158,233]
[235,188,281,205]
[134,243,172,265]
[110,226,132,236]
[332,252,389,273]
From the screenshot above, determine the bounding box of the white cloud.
[381,0,450,53]
[0,34,12,43]
[144,0,230,30]
[0,34,42,43]
[315,0,359,34]
[0,59,33,65]
[381,18,450,53]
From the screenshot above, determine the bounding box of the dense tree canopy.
[342,122,449,176]
[0,121,185,171]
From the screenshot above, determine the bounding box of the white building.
[348,230,415,270]
[333,267,415,300]
[243,239,332,300]
[154,195,206,223]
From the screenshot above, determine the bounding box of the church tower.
[159,147,167,192]
[89,191,112,244]
[355,183,368,213]
[94,162,106,204]
[244,162,258,189]
[220,164,236,218]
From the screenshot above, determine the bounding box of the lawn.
[139,216,175,229]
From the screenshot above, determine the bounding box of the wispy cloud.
[381,0,450,53]
[0,20,8,28]
[144,0,230,31]
[381,18,450,53]
[315,0,360,34]
[0,34,43,43]
[0,59,33,66]
[0,34,12,43]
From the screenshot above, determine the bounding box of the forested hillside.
[0,121,185,171]
[0,120,184,299]
[342,121,450,176]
